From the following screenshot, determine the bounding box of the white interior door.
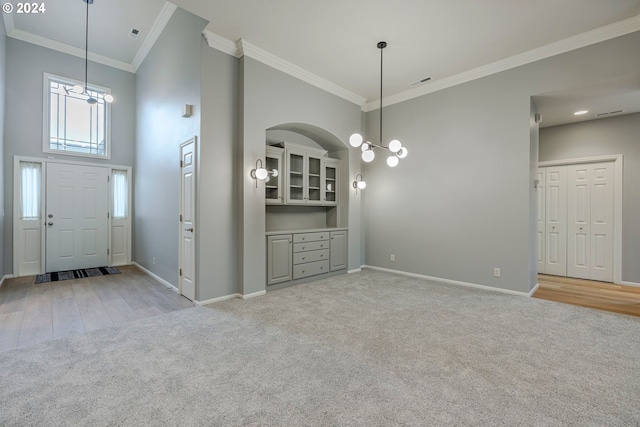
[545,166,567,276]
[536,169,546,274]
[567,164,591,279]
[179,139,196,301]
[46,163,109,272]
[589,162,614,282]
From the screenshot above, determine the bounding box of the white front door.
[589,162,614,282]
[567,164,591,279]
[46,163,109,272]
[179,138,196,301]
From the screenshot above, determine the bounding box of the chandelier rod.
[84,0,89,92]
[378,41,386,148]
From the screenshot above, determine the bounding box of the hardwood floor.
[0,265,194,352]
[534,274,640,317]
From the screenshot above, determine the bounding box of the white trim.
[348,268,362,274]
[528,283,540,297]
[0,275,14,288]
[132,262,178,292]
[363,265,533,297]
[195,294,241,306]
[7,29,135,73]
[238,39,367,106]
[363,15,640,112]
[241,290,266,299]
[539,155,623,284]
[202,30,240,58]
[620,281,640,288]
[132,2,177,71]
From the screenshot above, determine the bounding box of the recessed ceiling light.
[574,110,588,116]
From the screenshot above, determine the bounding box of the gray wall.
[239,57,362,295]
[363,32,640,294]
[134,8,207,287]
[3,38,136,274]
[0,19,6,278]
[539,113,640,283]
[198,42,238,301]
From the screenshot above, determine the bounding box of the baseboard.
[528,283,540,297]
[195,293,241,306]
[0,274,15,288]
[362,265,532,297]
[132,262,179,293]
[241,290,266,299]
[621,281,640,288]
[348,268,362,274]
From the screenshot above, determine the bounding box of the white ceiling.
[3,0,640,126]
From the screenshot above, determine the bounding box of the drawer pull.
[302,270,305,273]
[320,254,324,257]
[302,257,306,260]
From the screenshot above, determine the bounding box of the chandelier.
[349,42,407,167]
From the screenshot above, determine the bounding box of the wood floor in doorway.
[534,274,640,317]
[0,265,194,352]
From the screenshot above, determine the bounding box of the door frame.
[12,156,132,276]
[539,154,622,284]
[178,137,197,299]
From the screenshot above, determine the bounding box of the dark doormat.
[35,267,121,284]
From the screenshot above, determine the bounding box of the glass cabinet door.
[307,155,322,203]
[286,151,305,204]
[323,162,338,205]
[265,147,283,204]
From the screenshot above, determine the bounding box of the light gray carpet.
[1,269,639,426]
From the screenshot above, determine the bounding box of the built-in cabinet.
[266,230,348,286]
[265,142,340,206]
[537,162,614,282]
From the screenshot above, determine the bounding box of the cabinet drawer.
[293,249,329,265]
[293,260,330,280]
[293,232,329,243]
[293,241,329,253]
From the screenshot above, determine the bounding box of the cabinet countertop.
[265,227,348,236]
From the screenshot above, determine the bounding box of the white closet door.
[536,169,546,274]
[590,162,614,282]
[567,165,591,279]
[545,166,567,276]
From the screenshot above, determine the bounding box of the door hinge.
[107,176,110,182]
[180,160,184,168]
[107,248,110,255]
[107,212,110,218]
[180,214,183,222]
[179,269,182,276]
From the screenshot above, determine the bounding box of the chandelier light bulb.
[73,84,84,94]
[361,142,371,152]
[264,175,270,183]
[362,149,375,163]
[357,180,367,190]
[349,133,364,147]
[397,147,408,159]
[387,155,399,167]
[271,169,278,177]
[255,168,268,180]
[104,94,114,103]
[388,139,402,153]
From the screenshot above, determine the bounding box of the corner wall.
[0,18,6,279]
[363,32,640,294]
[134,8,207,286]
[539,112,640,284]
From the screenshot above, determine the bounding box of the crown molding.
[7,29,136,73]
[2,8,14,35]
[202,29,240,58]
[132,1,177,71]
[364,14,640,112]
[238,39,367,106]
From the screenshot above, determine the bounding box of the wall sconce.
[250,159,278,188]
[353,174,366,194]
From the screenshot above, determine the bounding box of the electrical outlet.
[153,257,156,265]
[390,254,395,262]
[493,268,501,277]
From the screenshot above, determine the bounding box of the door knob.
[48,222,54,226]
[48,214,53,218]
[185,227,194,232]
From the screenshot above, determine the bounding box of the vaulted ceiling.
[3,0,640,126]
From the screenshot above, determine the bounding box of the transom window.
[43,73,112,159]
